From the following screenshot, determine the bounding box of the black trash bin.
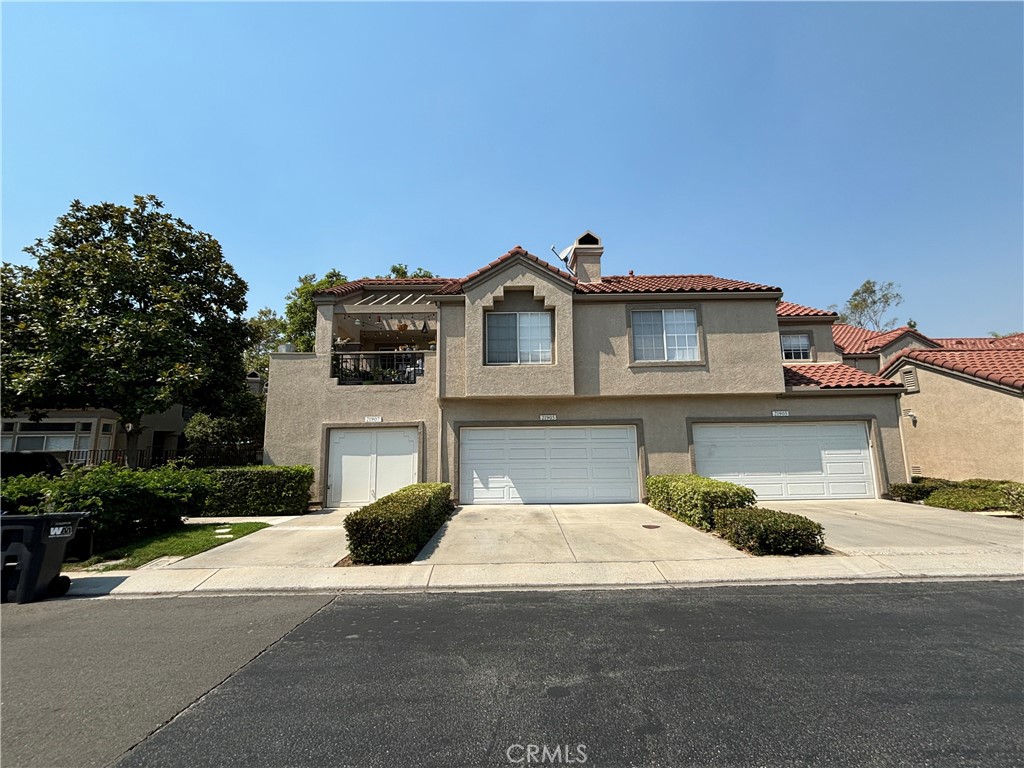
[1,512,86,604]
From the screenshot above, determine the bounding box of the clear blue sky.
[4,2,1022,337]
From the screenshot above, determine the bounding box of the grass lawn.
[66,522,270,571]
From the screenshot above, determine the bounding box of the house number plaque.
[364,416,383,423]
[539,414,557,421]
[771,410,790,417]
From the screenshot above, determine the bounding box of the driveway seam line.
[551,505,580,563]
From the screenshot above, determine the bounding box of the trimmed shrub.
[923,485,1007,512]
[344,483,453,564]
[0,464,210,551]
[646,474,756,530]
[715,507,826,556]
[958,478,1012,491]
[1001,483,1024,518]
[889,477,957,503]
[199,465,314,517]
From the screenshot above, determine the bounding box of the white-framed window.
[486,312,553,365]
[780,333,813,361]
[3,420,100,452]
[631,309,699,362]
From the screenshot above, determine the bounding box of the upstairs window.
[780,333,813,361]
[631,309,699,361]
[486,312,553,365]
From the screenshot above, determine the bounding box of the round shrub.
[714,507,825,556]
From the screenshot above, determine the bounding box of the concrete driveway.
[769,499,1023,574]
[414,504,745,565]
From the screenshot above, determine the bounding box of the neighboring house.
[879,342,1024,482]
[264,232,907,506]
[826,319,1023,483]
[1,406,188,466]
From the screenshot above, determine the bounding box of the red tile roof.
[886,349,1024,390]
[930,334,1024,350]
[783,363,903,389]
[776,301,837,318]
[318,247,782,298]
[460,246,577,287]
[577,274,781,294]
[831,324,935,354]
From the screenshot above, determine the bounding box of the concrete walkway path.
[64,501,1023,598]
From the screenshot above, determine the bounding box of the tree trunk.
[124,425,142,468]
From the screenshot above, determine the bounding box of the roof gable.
[832,324,937,354]
[460,246,577,291]
[883,349,1024,391]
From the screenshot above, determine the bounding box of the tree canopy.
[282,270,347,352]
[374,264,435,279]
[830,279,904,331]
[244,307,286,378]
[1,195,251,456]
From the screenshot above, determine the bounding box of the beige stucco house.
[264,233,908,506]
[1,406,189,466]
[878,339,1024,482]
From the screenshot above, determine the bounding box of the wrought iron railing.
[65,448,263,469]
[331,351,426,385]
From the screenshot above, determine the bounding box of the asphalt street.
[0,595,333,768]
[2,582,1021,768]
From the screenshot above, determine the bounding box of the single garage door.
[326,427,418,507]
[692,422,875,500]
[460,426,639,504]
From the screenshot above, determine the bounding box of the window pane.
[631,311,665,361]
[486,313,518,364]
[664,309,699,361]
[16,436,44,451]
[781,333,812,360]
[518,312,552,364]
[1,436,13,451]
[44,435,76,451]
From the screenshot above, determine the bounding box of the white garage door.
[326,427,418,507]
[692,422,875,500]
[460,426,639,504]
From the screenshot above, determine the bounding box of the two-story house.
[263,233,907,507]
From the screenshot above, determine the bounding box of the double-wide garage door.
[693,422,875,500]
[460,426,639,504]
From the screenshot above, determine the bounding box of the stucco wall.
[264,351,440,503]
[440,391,905,502]
[572,298,785,396]
[898,365,1023,481]
[462,264,576,397]
[777,321,842,363]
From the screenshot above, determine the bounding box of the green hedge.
[197,465,314,517]
[891,476,1018,512]
[645,474,756,530]
[0,463,315,552]
[923,486,1008,512]
[889,477,955,503]
[0,464,209,551]
[344,483,453,565]
[1001,483,1024,518]
[715,508,826,556]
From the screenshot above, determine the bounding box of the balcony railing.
[65,448,264,468]
[331,351,426,385]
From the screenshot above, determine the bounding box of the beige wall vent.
[900,368,919,393]
[910,465,923,477]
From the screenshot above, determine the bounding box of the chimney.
[569,231,603,283]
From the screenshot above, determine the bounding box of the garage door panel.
[460,426,639,504]
[693,422,874,500]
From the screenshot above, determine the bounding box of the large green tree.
[830,279,905,331]
[1,195,250,463]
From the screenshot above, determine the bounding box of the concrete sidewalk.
[64,501,1024,598]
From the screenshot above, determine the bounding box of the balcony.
[331,351,426,386]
